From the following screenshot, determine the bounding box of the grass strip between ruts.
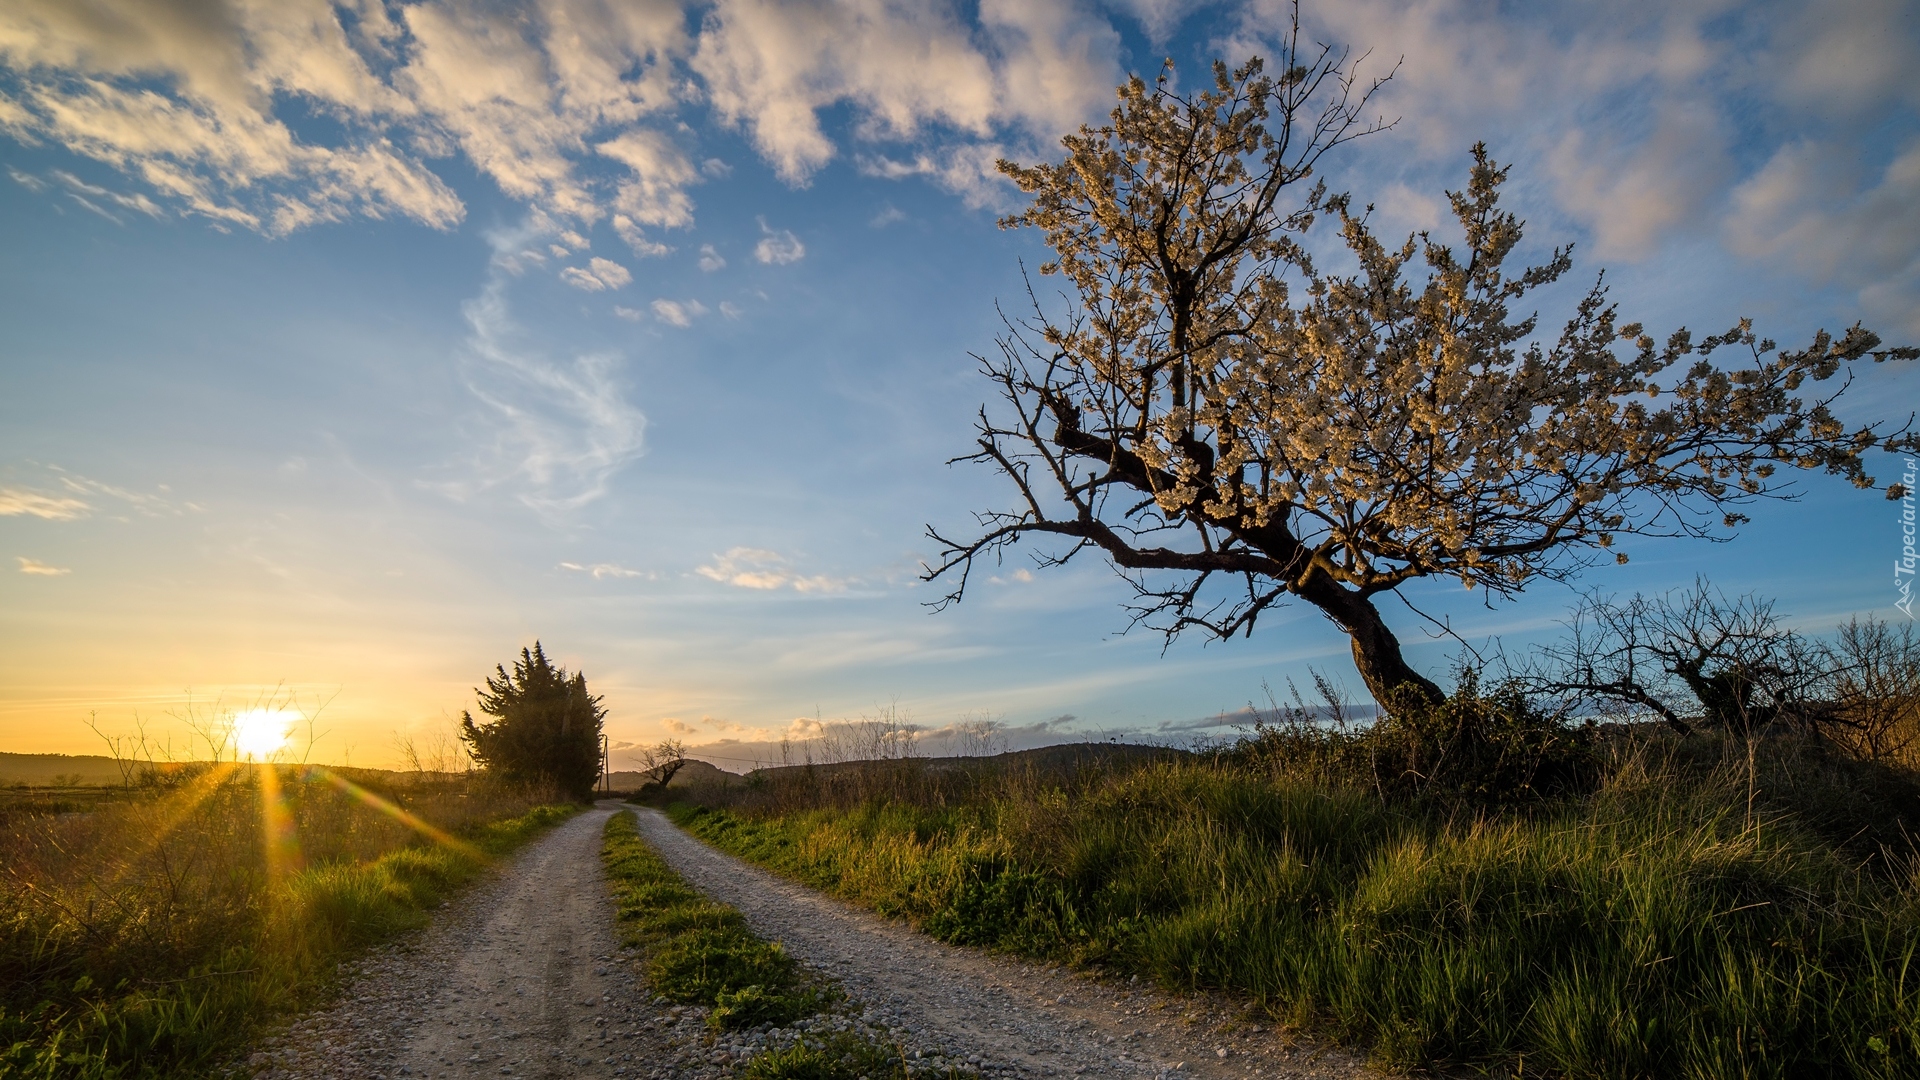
[601,810,927,1080]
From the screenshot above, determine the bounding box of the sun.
[232,709,296,760]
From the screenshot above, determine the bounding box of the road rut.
[630,808,1373,1080]
[246,804,1377,1080]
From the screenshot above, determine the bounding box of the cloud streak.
[449,234,649,512]
[697,547,848,593]
[0,487,90,520]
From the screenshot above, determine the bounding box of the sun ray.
[257,762,302,889]
[105,761,241,884]
[303,767,481,858]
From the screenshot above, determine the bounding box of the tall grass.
[671,731,1920,1078]
[0,764,577,1079]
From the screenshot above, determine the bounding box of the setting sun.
[231,709,296,759]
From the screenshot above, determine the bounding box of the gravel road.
[246,805,721,1080]
[244,803,1378,1080]
[629,808,1375,1080]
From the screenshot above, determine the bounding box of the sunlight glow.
[232,709,296,759]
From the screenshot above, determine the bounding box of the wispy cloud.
[698,244,726,272]
[17,556,70,576]
[696,547,848,593]
[559,560,653,580]
[0,487,90,520]
[449,235,649,512]
[559,256,633,292]
[753,219,805,265]
[650,298,707,327]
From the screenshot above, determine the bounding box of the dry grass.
[0,763,577,1078]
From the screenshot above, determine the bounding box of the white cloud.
[559,255,631,291]
[0,0,1121,233]
[696,546,848,592]
[0,487,90,520]
[869,204,905,227]
[857,144,1012,209]
[698,244,726,272]
[718,300,743,318]
[560,266,608,290]
[613,213,673,257]
[1547,100,1730,260]
[588,256,631,287]
[754,219,804,264]
[597,127,699,228]
[612,305,645,321]
[650,298,707,327]
[1775,0,1920,118]
[0,0,1911,338]
[559,560,650,579]
[17,557,70,576]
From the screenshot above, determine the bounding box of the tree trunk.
[1297,574,1446,710]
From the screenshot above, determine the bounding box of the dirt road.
[247,804,1374,1080]
[248,805,720,1080]
[628,808,1369,1080]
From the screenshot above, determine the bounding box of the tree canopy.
[927,45,1919,709]
[458,642,605,800]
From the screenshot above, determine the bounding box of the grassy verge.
[669,736,1920,1079]
[602,810,938,1079]
[0,766,579,1079]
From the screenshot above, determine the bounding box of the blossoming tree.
[926,46,1919,708]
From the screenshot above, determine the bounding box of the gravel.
[239,803,1383,1080]
[629,808,1379,1080]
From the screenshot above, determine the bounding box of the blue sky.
[1,0,1916,770]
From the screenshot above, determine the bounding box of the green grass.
[0,768,578,1079]
[670,736,1920,1079]
[601,811,935,1080]
[737,1032,914,1080]
[601,810,827,1030]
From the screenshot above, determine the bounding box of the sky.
[1,0,1917,772]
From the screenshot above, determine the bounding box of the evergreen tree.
[458,642,605,801]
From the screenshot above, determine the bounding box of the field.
[664,722,1920,1079]
[0,763,577,1079]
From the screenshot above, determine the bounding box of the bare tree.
[926,37,1918,709]
[1523,580,1830,735]
[1825,617,1920,763]
[637,739,688,790]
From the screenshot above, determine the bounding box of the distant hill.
[741,741,1185,784]
[604,759,740,792]
[0,753,140,786]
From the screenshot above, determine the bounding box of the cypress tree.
[458,642,604,801]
